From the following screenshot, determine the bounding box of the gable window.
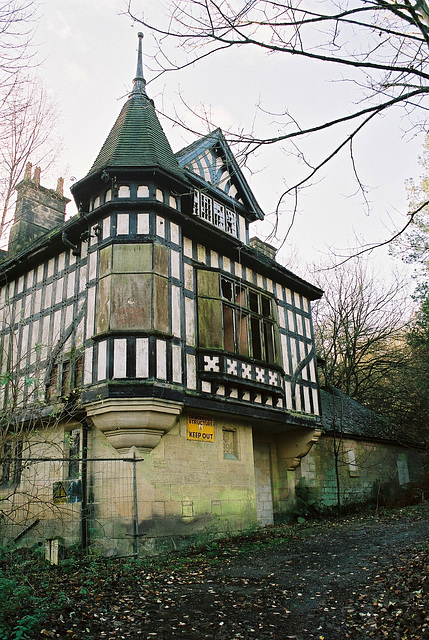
[193,190,237,237]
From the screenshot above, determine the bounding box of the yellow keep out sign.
[187,415,215,442]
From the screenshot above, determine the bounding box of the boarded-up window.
[397,453,410,486]
[197,270,223,349]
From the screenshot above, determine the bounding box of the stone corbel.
[85,398,184,453]
[278,427,322,471]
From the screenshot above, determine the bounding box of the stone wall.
[296,435,427,509]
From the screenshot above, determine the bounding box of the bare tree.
[312,258,429,439]
[0,77,61,245]
[0,0,38,109]
[126,0,429,248]
[312,259,410,398]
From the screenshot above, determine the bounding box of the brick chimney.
[8,164,70,255]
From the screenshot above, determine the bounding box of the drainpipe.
[80,419,89,551]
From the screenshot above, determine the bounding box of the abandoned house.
[0,34,324,556]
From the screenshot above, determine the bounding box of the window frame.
[220,276,277,364]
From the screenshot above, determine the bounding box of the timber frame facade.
[0,34,323,555]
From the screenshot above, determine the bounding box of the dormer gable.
[176,129,264,223]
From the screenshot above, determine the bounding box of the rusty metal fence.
[0,455,144,558]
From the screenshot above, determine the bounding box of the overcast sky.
[35,0,427,277]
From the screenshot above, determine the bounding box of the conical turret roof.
[86,33,184,180]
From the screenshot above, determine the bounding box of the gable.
[176,129,264,221]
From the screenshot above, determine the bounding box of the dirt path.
[45,507,429,640]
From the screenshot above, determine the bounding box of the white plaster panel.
[97,340,107,381]
[102,216,111,239]
[27,269,35,289]
[171,285,181,338]
[246,268,253,284]
[67,271,76,300]
[47,259,55,279]
[285,288,292,305]
[86,286,96,338]
[34,288,42,314]
[21,324,29,365]
[156,339,167,380]
[186,354,196,390]
[312,388,320,415]
[197,244,205,263]
[58,253,65,273]
[83,346,93,385]
[30,320,39,364]
[16,276,24,294]
[210,251,219,268]
[291,339,298,373]
[183,237,193,258]
[41,316,50,360]
[296,314,303,337]
[309,358,316,383]
[170,222,180,245]
[281,333,289,375]
[117,213,129,235]
[171,250,181,280]
[75,317,84,347]
[156,216,165,238]
[24,294,32,318]
[36,264,44,283]
[303,386,311,413]
[295,384,302,411]
[185,297,195,346]
[136,337,149,378]
[79,268,87,293]
[278,305,286,329]
[55,279,63,305]
[184,263,194,291]
[52,309,62,343]
[305,317,311,338]
[172,344,182,383]
[257,273,263,288]
[88,251,98,281]
[223,256,231,273]
[239,215,246,242]
[113,338,127,378]
[234,261,242,279]
[65,304,73,329]
[287,310,295,333]
[137,213,149,235]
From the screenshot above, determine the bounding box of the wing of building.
[0,34,324,556]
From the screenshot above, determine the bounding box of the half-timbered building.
[0,34,323,555]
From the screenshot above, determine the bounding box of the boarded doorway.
[253,441,274,526]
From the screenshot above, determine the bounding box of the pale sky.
[35,0,426,277]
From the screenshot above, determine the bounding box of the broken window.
[66,428,80,480]
[192,190,237,237]
[220,277,276,364]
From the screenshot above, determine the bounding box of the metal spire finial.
[132,31,146,94]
